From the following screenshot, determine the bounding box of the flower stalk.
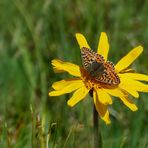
[93,103,102,148]
[90,90,102,148]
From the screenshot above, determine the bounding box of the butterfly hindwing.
[96,62,120,85]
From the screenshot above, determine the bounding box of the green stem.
[93,104,102,148]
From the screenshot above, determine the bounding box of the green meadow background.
[0,0,148,147]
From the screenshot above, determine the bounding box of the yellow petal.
[52,78,82,90]
[119,96,138,111]
[97,32,109,61]
[104,88,125,98]
[67,86,89,107]
[52,59,81,77]
[75,33,90,49]
[115,46,143,72]
[96,89,112,105]
[120,68,135,73]
[49,81,85,96]
[119,83,139,98]
[119,73,148,81]
[104,87,138,111]
[93,91,111,124]
[120,76,148,92]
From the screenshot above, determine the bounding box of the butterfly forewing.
[81,47,105,77]
[81,47,120,86]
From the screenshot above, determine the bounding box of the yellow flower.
[49,32,148,124]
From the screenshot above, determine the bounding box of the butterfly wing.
[81,47,105,76]
[96,61,120,85]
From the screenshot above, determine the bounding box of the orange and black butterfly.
[81,47,120,86]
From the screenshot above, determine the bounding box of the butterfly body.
[88,61,105,77]
[81,47,120,86]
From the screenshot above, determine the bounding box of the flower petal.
[52,78,82,90]
[119,73,148,82]
[119,83,139,98]
[120,75,148,92]
[67,86,89,107]
[120,68,135,73]
[119,96,138,111]
[104,88,138,111]
[115,46,143,72]
[75,33,90,49]
[104,88,125,98]
[96,89,112,105]
[93,91,111,124]
[97,32,110,61]
[52,59,81,77]
[49,80,85,96]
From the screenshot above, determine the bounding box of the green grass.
[0,0,148,147]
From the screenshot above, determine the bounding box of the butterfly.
[81,47,120,86]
